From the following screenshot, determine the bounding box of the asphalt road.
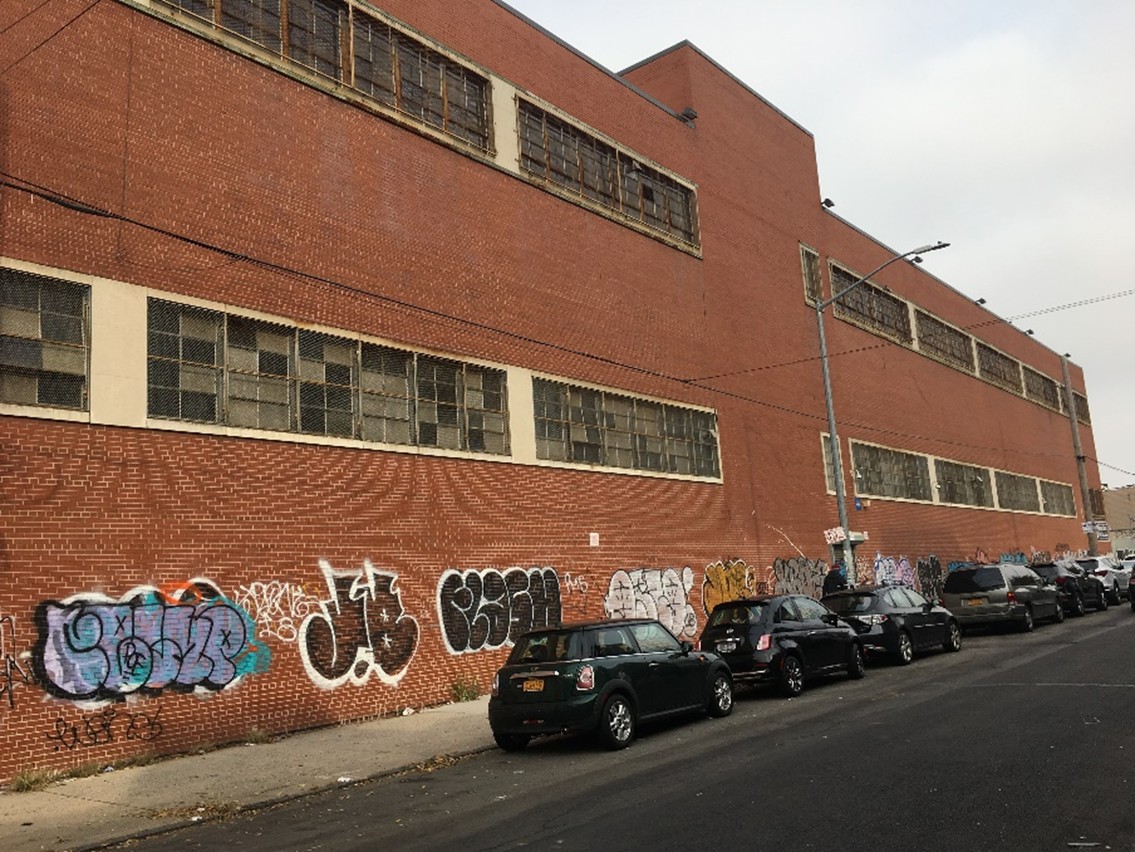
[117,606,1135,852]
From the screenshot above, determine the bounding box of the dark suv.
[1030,561,1108,616]
[941,563,1062,631]
[698,595,865,697]
[488,619,733,751]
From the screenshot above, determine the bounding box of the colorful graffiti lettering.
[872,553,916,586]
[299,559,419,688]
[46,707,163,752]
[34,580,270,701]
[437,566,561,655]
[702,559,766,615]
[233,579,320,643]
[604,567,697,638]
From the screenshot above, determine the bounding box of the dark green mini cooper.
[488,618,733,751]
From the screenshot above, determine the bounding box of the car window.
[591,626,637,658]
[794,597,828,620]
[824,593,875,614]
[943,567,1005,593]
[904,588,930,607]
[1010,568,1038,588]
[883,588,911,608]
[509,631,579,664]
[775,599,802,623]
[629,622,681,653]
[707,603,765,627]
[1032,563,1058,580]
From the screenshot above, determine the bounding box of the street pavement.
[0,696,495,852]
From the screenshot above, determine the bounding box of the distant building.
[1102,486,1135,556]
[0,0,1106,782]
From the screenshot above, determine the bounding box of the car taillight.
[1007,591,1017,604]
[491,673,500,697]
[1055,576,1067,585]
[576,665,595,691]
[863,614,889,625]
[756,634,772,651]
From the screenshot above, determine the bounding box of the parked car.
[1031,561,1109,615]
[698,594,864,697]
[488,619,733,751]
[822,584,962,664]
[1130,568,1135,612]
[1076,556,1130,604]
[941,563,1063,631]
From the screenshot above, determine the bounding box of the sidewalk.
[0,696,495,852]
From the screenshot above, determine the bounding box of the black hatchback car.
[1030,561,1108,615]
[488,619,733,751]
[822,584,962,664]
[698,595,864,697]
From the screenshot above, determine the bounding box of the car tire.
[1019,606,1035,632]
[1052,600,1065,623]
[1071,594,1086,617]
[1097,587,1109,611]
[943,621,962,652]
[847,644,865,679]
[894,631,914,665]
[493,732,530,752]
[598,694,635,750]
[779,654,805,697]
[1109,584,1122,606]
[706,671,734,718]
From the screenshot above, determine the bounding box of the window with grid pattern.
[147,300,222,422]
[1040,480,1075,516]
[0,269,89,411]
[851,443,931,501]
[518,101,698,247]
[994,470,1040,512]
[1072,391,1091,426]
[976,343,1022,394]
[800,246,822,305]
[532,378,719,477]
[831,267,912,343]
[298,330,354,437]
[934,459,993,508]
[915,310,974,372]
[1023,366,1061,410]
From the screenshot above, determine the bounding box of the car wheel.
[493,732,529,752]
[1130,596,1135,613]
[1072,594,1086,617]
[943,621,962,652]
[1109,584,1122,606]
[847,644,865,679]
[894,631,914,665]
[706,671,734,718]
[1052,600,1065,623]
[598,694,635,750]
[1019,606,1035,632]
[779,654,804,697]
[1097,587,1109,611]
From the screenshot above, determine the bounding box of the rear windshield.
[507,631,580,664]
[944,567,1005,593]
[824,593,876,614]
[707,602,766,627]
[1032,564,1058,580]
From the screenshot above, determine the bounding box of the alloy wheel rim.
[610,702,632,741]
[715,677,732,711]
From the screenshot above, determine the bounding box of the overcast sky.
[505,0,1135,490]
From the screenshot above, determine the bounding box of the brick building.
[0,0,1104,782]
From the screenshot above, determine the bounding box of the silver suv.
[941,563,1062,631]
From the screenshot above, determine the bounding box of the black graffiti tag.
[437,567,562,654]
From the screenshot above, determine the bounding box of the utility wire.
[0,0,102,77]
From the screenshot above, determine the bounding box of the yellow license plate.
[964,598,983,607]
[522,679,544,692]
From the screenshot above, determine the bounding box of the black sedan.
[1031,561,1108,616]
[822,584,962,664]
[698,594,864,697]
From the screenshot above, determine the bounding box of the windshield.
[507,631,580,664]
[707,602,766,627]
[943,567,1004,593]
[1031,564,1058,580]
[824,593,876,614]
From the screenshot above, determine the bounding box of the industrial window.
[915,310,974,372]
[1089,487,1104,519]
[1072,391,1091,426]
[518,101,699,247]
[934,459,993,508]
[976,343,1022,394]
[0,269,89,411]
[851,443,931,501]
[1040,480,1075,517]
[533,378,719,477]
[831,266,912,344]
[1023,366,1061,411]
[821,433,837,492]
[147,298,508,454]
[995,471,1040,512]
[800,246,822,305]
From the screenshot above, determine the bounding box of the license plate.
[522,679,544,693]
[716,640,738,653]
[964,598,983,607]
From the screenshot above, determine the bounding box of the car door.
[900,587,945,648]
[627,621,702,716]
[793,596,842,672]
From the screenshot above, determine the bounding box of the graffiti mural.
[34,580,270,701]
[604,567,697,638]
[1,614,34,709]
[1000,552,1029,565]
[46,706,163,752]
[562,573,589,595]
[872,553,916,586]
[916,555,945,602]
[771,556,826,598]
[438,567,561,654]
[299,559,419,688]
[702,559,768,615]
[233,579,320,643]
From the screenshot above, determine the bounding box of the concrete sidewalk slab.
[0,696,494,852]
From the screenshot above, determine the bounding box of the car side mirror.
[680,640,694,654]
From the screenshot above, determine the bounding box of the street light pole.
[816,241,950,584]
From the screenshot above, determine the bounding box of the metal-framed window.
[518,101,699,247]
[1072,391,1091,426]
[831,266,912,344]
[1040,480,1075,516]
[995,470,1040,512]
[851,442,931,501]
[915,310,974,372]
[147,300,222,422]
[934,459,993,508]
[0,269,89,411]
[533,378,719,477]
[800,246,822,305]
[1023,366,1061,411]
[976,343,1023,394]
